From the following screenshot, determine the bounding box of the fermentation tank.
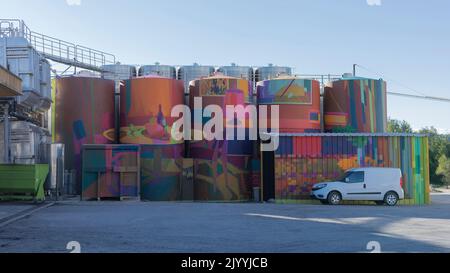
[189,75,254,201]
[324,77,387,133]
[101,64,137,81]
[257,77,321,133]
[52,76,115,193]
[217,63,253,81]
[178,63,214,94]
[255,64,292,82]
[120,76,186,200]
[138,63,176,79]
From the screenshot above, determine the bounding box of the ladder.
[0,19,116,72]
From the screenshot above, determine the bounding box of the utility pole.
[353,64,357,77]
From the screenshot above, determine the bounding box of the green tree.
[436,155,450,189]
[331,125,356,133]
[387,118,413,133]
[418,127,448,185]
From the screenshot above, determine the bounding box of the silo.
[138,63,176,79]
[178,63,215,94]
[324,77,387,133]
[217,63,254,81]
[52,76,115,193]
[255,64,292,82]
[189,75,254,201]
[101,64,137,81]
[120,76,186,201]
[257,77,321,133]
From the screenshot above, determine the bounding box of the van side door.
[342,171,366,200]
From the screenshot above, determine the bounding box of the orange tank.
[257,77,321,133]
[120,76,185,145]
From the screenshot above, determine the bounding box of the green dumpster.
[0,164,49,202]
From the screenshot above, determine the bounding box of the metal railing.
[0,19,115,72]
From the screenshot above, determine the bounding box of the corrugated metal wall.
[263,134,430,205]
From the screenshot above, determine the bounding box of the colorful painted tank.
[189,75,254,201]
[120,76,184,145]
[324,77,387,133]
[52,76,115,193]
[257,77,321,133]
[120,76,188,201]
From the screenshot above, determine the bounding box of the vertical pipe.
[114,80,120,144]
[3,103,10,163]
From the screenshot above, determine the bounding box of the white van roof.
[348,167,401,172]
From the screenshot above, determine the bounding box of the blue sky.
[2,0,449,132]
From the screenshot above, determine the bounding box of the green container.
[0,164,49,202]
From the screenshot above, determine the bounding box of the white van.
[310,168,405,206]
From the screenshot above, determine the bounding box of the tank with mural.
[52,76,115,193]
[324,77,387,133]
[257,77,321,133]
[189,75,254,201]
[120,76,188,201]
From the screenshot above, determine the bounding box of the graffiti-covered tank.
[52,76,115,193]
[189,75,254,201]
[257,77,321,133]
[120,76,188,200]
[324,77,387,133]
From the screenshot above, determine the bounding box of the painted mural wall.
[140,144,193,201]
[81,145,140,200]
[266,134,430,205]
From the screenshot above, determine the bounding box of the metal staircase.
[0,19,116,72]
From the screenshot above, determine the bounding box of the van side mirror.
[345,178,350,183]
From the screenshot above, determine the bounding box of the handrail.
[0,19,116,72]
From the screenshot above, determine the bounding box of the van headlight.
[312,184,327,191]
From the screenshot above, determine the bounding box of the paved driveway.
[0,194,449,253]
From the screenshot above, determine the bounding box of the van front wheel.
[384,192,399,206]
[328,191,342,205]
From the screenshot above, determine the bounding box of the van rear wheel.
[384,192,399,206]
[328,191,342,205]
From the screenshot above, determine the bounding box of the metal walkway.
[0,19,115,72]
